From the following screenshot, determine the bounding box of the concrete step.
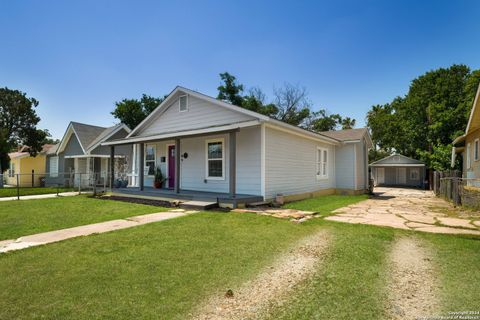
[180,200,218,210]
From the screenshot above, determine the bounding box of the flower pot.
[154,181,162,189]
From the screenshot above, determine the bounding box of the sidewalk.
[0,210,193,253]
[0,191,80,202]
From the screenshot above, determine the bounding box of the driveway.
[326,187,480,235]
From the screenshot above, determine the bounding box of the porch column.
[175,138,180,193]
[110,146,115,188]
[229,131,236,198]
[139,143,144,191]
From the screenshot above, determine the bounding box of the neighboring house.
[102,86,373,207]
[370,154,426,188]
[6,144,55,187]
[452,83,480,182]
[45,122,131,187]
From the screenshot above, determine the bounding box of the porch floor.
[110,187,264,207]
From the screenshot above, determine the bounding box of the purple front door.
[168,145,175,189]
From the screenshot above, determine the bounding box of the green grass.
[0,187,74,198]
[1,194,479,319]
[283,194,368,216]
[0,213,317,320]
[266,221,395,320]
[425,233,480,313]
[0,196,164,240]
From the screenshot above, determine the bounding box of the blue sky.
[1,0,479,139]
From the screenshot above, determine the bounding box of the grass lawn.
[0,187,74,198]
[283,194,368,216]
[0,193,479,319]
[0,196,165,240]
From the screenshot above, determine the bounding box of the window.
[145,145,156,176]
[475,139,479,161]
[49,156,59,178]
[206,139,224,179]
[410,168,419,180]
[316,147,328,179]
[8,162,15,177]
[467,143,471,169]
[179,95,188,112]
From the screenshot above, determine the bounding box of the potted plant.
[153,166,163,189]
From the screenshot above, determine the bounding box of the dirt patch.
[386,237,439,320]
[190,230,331,320]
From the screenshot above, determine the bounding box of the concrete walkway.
[0,191,80,202]
[0,209,193,253]
[326,187,480,235]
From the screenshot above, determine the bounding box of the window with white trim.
[409,168,419,180]
[145,145,156,176]
[179,95,188,112]
[475,139,479,161]
[467,143,471,169]
[316,147,328,179]
[49,156,59,178]
[8,162,15,177]
[206,139,224,179]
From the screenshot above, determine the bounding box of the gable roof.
[320,128,373,148]
[8,144,56,159]
[370,154,425,167]
[57,122,130,155]
[109,86,340,146]
[465,82,480,135]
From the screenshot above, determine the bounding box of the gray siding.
[335,144,355,189]
[264,126,335,199]
[136,95,255,137]
[355,141,367,190]
[64,134,84,156]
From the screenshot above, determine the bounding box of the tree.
[217,72,244,107]
[0,87,46,173]
[40,129,60,145]
[241,87,278,117]
[306,110,341,131]
[366,64,480,170]
[340,117,356,130]
[273,83,311,126]
[111,94,165,129]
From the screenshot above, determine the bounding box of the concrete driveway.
[326,187,480,235]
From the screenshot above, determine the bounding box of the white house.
[103,86,372,207]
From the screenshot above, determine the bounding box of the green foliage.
[367,64,480,170]
[154,166,163,183]
[217,72,356,129]
[0,87,46,172]
[111,94,166,129]
[368,148,392,163]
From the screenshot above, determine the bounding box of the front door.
[168,145,175,189]
[397,167,406,184]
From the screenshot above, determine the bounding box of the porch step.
[180,200,218,210]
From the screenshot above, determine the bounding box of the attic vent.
[394,156,400,162]
[179,95,188,112]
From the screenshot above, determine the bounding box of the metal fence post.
[31,169,34,187]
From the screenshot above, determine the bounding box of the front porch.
[111,187,264,208]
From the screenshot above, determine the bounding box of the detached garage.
[370,154,426,188]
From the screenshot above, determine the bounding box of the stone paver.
[326,187,480,235]
[0,210,194,253]
[232,208,317,223]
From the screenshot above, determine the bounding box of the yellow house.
[6,145,55,187]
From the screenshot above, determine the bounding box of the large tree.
[367,64,480,170]
[0,87,47,173]
[111,94,165,129]
[217,72,356,129]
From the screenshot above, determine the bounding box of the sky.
[1,0,480,139]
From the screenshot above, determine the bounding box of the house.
[5,144,55,187]
[452,83,480,182]
[45,122,132,187]
[370,154,426,188]
[102,86,372,207]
